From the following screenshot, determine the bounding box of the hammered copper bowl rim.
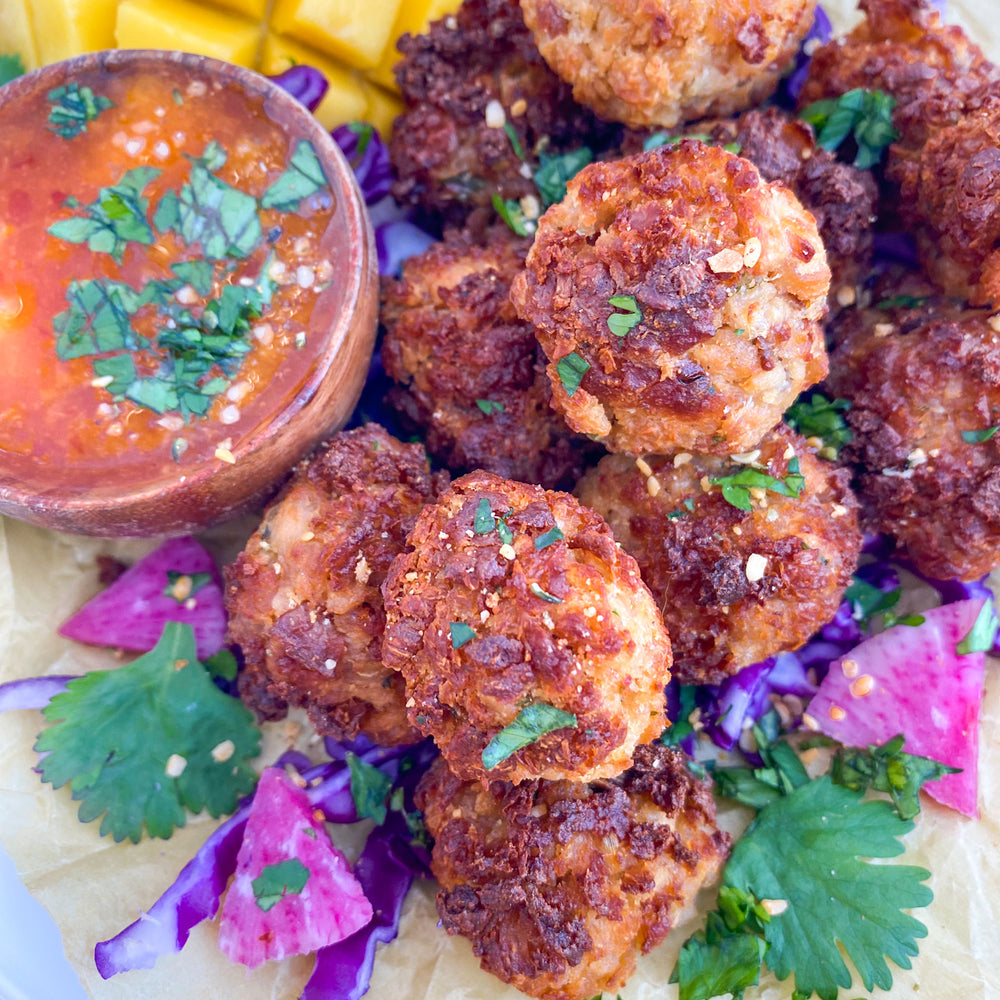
[0,49,378,537]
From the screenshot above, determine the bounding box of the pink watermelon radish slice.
[217,767,373,968]
[59,536,226,659]
[807,598,990,818]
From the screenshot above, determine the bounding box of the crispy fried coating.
[798,0,1000,305]
[826,282,1000,581]
[416,744,730,1000]
[707,108,878,304]
[576,424,861,684]
[380,227,591,489]
[509,141,830,457]
[388,0,616,224]
[226,425,448,746]
[381,470,672,784]
[519,0,815,129]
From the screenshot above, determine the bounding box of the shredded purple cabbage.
[332,124,393,204]
[269,65,330,114]
[94,742,432,982]
[781,5,833,104]
[0,676,76,713]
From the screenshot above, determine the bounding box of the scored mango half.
[1,0,461,134]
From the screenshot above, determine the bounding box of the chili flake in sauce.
[0,59,345,492]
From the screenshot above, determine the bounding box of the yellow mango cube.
[270,0,404,70]
[205,0,270,19]
[115,0,260,67]
[370,0,461,91]
[260,34,368,131]
[0,0,38,71]
[360,80,403,138]
[30,0,117,65]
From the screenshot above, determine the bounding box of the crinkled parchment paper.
[3,3,1000,996]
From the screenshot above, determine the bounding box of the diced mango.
[260,33,369,131]
[205,0,270,20]
[369,0,461,91]
[30,0,117,65]
[270,0,404,70]
[115,0,261,68]
[360,80,403,137]
[0,0,39,71]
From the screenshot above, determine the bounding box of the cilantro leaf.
[725,776,931,999]
[673,928,768,1000]
[47,82,114,138]
[475,398,504,415]
[36,622,260,843]
[53,279,146,359]
[474,497,496,535]
[533,147,593,206]
[450,622,476,648]
[492,192,533,236]
[535,524,564,549]
[710,464,805,511]
[347,752,394,825]
[961,425,1000,443]
[260,140,330,211]
[831,735,960,821]
[956,598,999,654]
[0,53,25,85]
[607,295,642,337]
[799,88,898,169]
[556,352,590,396]
[252,858,310,912]
[528,582,562,603]
[784,392,852,459]
[160,147,262,260]
[482,702,577,770]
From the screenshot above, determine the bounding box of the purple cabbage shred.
[268,65,330,114]
[0,675,76,713]
[782,5,833,103]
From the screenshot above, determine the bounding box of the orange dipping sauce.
[0,57,350,498]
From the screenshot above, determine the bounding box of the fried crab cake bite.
[799,0,1000,305]
[381,470,672,784]
[510,141,831,457]
[519,0,815,129]
[416,743,730,1000]
[226,425,449,747]
[826,284,1000,581]
[389,0,618,225]
[380,226,591,490]
[576,424,861,685]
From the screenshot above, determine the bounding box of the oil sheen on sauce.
[0,60,341,493]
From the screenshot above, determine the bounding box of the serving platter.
[1,1,1000,998]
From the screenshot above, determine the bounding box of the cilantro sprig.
[35,622,260,843]
[482,702,577,770]
[710,459,805,511]
[676,715,942,1000]
[784,392,852,459]
[799,88,899,169]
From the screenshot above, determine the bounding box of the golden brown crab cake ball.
[510,141,831,457]
[416,744,730,1000]
[389,0,619,226]
[226,425,449,747]
[576,424,861,685]
[519,0,815,129]
[381,470,672,784]
[826,286,1000,581]
[380,227,592,490]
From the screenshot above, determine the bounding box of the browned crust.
[226,425,448,746]
[380,227,594,489]
[826,285,1000,580]
[381,470,672,783]
[416,744,730,1000]
[576,424,861,683]
[509,140,830,456]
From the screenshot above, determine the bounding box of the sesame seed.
[355,555,372,584]
[761,898,788,916]
[706,248,744,273]
[841,658,859,678]
[220,404,240,425]
[830,503,848,518]
[646,475,661,497]
[874,322,895,338]
[730,449,761,464]
[510,98,528,116]
[801,711,819,730]
[520,194,541,220]
[165,754,187,778]
[499,543,517,561]
[484,99,506,128]
[836,284,857,307]
[405,571,418,581]
[783,444,796,460]
[732,525,742,536]
[153,140,171,160]
[635,457,653,477]
[829,704,846,721]
[214,446,236,464]
[989,314,1000,333]
[175,283,199,305]
[745,553,768,582]
[211,740,235,762]
[742,236,762,268]
[850,674,875,698]
[91,374,114,389]
[296,265,315,288]
[124,137,146,157]
[674,452,693,467]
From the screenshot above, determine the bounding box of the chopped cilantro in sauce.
[47,82,113,138]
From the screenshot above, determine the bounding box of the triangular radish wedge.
[217,768,373,968]
[807,599,989,818]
